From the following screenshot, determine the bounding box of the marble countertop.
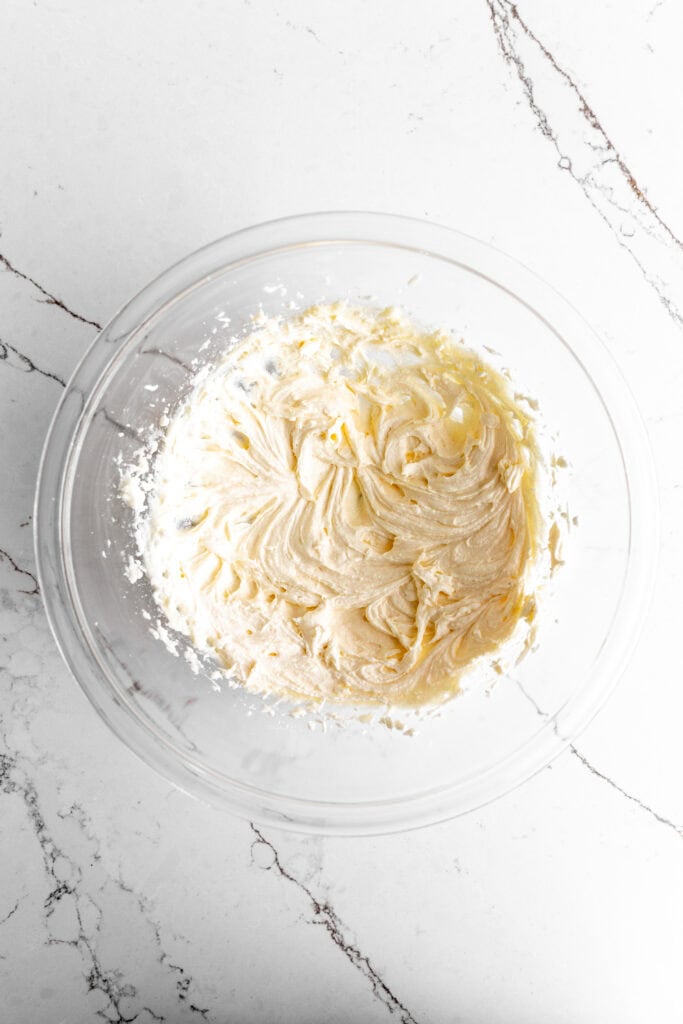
[2,1,682,1020]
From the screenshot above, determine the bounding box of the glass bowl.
[35,212,657,835]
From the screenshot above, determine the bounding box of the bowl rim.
[34,210,659,835]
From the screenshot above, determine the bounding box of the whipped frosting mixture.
[141,303,541,706]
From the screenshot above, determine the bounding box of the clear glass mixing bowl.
[35,212,657,834]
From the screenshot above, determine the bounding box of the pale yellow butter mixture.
[143,303,540,706]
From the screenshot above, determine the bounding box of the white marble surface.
[1,1,682,1020]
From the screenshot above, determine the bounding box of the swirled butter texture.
[143,304,541,706]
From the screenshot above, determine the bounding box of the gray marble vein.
[0,339,67,388]
[0,252,102,332]
[0,716,214,1022]
[486,0,683,324]
[250,825,420,1024]
[0,547,39,596]
[512,678,683,841]
[568,747,683,839]
[1,742,143,1023]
